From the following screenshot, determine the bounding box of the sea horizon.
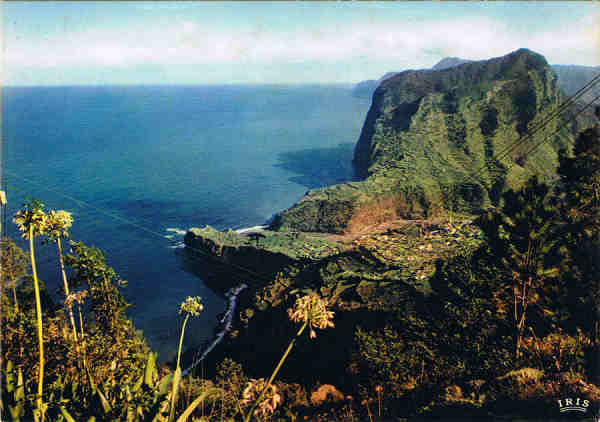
[3,82,357,89]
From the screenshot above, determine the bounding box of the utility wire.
[4,73,600,285]
[506,92,600,173]
[463,71,600,186]
[2,170,273,287]
[2,72,599,352]
[430,73,600,211]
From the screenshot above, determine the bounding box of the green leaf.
[132,372,144,393]
[59,406,76,422]
[97,388,112,414]
[15,369,24,402]
[174,389,219,422]
[126,406,136,422]
[144,353,156,387]
[158,373,173,396]
[8,402,23,421]
[5,360,15,393]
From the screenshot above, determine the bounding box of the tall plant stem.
[169,314,190,422]
[29,225,44,420]
[57,238,79,346]
[10,275,19,313]
[77,302,90,384]
[244,320,307,422]
[176,314,189,370]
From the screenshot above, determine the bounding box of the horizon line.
[2,82,359,89]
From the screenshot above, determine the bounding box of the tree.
[476,177,560,358]
[556,123,600,343]
[65,240,128,334]
[1,237,29,313]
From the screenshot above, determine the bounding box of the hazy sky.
[2,2,599,86]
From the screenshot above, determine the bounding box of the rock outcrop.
[183,226,342,286]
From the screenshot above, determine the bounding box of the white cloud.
[4,12,598,84]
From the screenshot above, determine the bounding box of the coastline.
[235,225,269,235]
[182,282,248,377]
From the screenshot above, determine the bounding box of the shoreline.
[235,225,269,235]
[182,282,248,377]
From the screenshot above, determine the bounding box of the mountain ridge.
[271,48,596,233]
[353,57,600,101]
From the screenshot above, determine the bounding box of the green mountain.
[271,49,595,233]
[431,56,473,70]
[354,58,600,104]
[352,57,471,99]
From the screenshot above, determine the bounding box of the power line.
[505,92,600,173]
[431,72,600,211]
[1,70,598,384]
[2,170,274,288]
[2,176,274,375]
[465,70,600,186]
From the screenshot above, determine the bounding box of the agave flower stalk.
[46,210,79,347]
[13,199,47,420]
[169,296,203,422]
[243,293,334,422]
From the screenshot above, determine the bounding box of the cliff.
[183,226,343,287]
[273,49,594,233]
[352,71,401,98]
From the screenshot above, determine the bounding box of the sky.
[2,1,599,86]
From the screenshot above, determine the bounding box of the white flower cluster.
[45,210,74,240]
[241,378,282,417]
[13,202,73,241]
[287,293,335,339]
[179,296,204,317]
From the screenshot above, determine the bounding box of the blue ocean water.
[2,85,370,361]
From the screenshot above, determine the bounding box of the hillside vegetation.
[272,49,596,233]
[199,120,600,420]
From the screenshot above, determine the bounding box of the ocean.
[1,85,370,362]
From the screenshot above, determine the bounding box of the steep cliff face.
[355,49,567,178]
[273,49,593,233]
